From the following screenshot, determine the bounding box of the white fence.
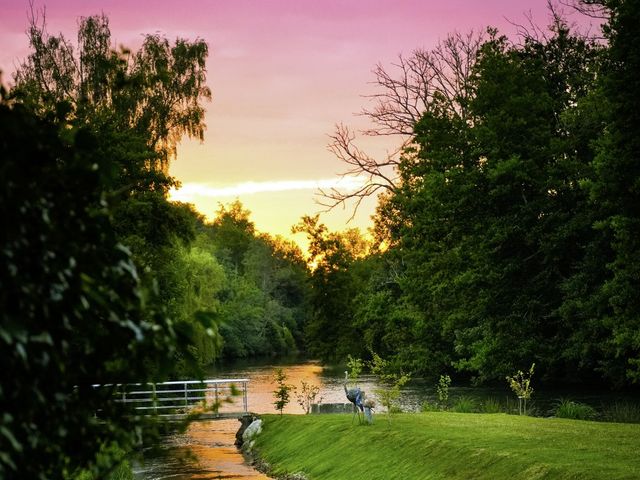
[94,378,249,417]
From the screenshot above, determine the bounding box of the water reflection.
[134,420,271,479]
[210,359,373,414]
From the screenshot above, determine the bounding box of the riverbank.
[252,412,640,480]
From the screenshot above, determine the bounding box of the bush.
[453,396,477,413]
[554,399,597,421]
[601,402,640,424]
[0,88,179,479]
[436,375,451,410]
[421,400,439,412]
[482,397,502,413]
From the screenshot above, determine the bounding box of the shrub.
[482,397,502,413]
[368,352,410,423]
[453,396,477,413]
[554,399,597,421]
[602,402,640,424]
[421,401,439,412]
[436,374,451,410]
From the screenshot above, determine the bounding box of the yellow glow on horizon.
[166,175,377,255]
[169,176,367,202]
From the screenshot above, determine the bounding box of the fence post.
[243,381,248,413]
[152,383,157,414]
[184,382,188,407]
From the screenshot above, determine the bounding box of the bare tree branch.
[321,30,485,217]
[559,0,609,20]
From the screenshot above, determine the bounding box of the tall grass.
[481,397,502,413]
[602,401,640,424]
[421,400,439,412]
[554,398,597,421]
[452,395,477,413]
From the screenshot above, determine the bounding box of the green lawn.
[253,413,640,480]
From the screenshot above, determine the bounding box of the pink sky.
[0,0,598,248]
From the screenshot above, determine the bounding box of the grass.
[602,401,640,424]
[452,395,477,413]
[253,412,640,480]
[554,399,597,421]
[481,397,502,413]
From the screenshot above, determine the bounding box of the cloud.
[169,176,367,202]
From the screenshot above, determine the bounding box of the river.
[133,357,639,479]
[133,358,363,479]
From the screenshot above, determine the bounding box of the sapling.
[346,354,364,382]
[506,363,535,415]
[369,352,410,424]
[272,368,294,416]
[295,380,322,414]
[436,374,452,410]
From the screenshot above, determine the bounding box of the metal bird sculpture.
[344,371,364,423]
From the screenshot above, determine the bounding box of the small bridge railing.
[94,378,249,418]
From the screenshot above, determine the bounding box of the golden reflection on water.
[137,361,339,479]
[175,362,326,478]
[182,420,271,479]
[241,361,325,414]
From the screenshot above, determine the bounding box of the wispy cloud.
[169,176,366,202]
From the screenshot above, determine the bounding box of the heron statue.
[343,371,364,423]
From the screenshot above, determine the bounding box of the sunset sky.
[0,0,597,248]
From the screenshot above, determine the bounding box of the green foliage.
[601,402,640,424]
[0,88,178,479]
[255,413,640,480]
[346,355,364,381]
[194,202,311,359]
[13,13,211,166]
[9,11,222,380]
[368,352,410,423]
[272,369,294,415]
[481,397,503,414]
[200,3,640,393]
[320,14,640,389]
[578,0,640,384]
[452,396,477,413]
[0,11,221,476]
[436,375,452,410]
[72,443,133,480]
[292,215,371,361]
[421,401,439,412]
[554,399,597,421]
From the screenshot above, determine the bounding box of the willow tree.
[14,12,211,172]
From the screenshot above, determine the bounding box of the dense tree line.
[310,2,640,388]
[185,200,311,360]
